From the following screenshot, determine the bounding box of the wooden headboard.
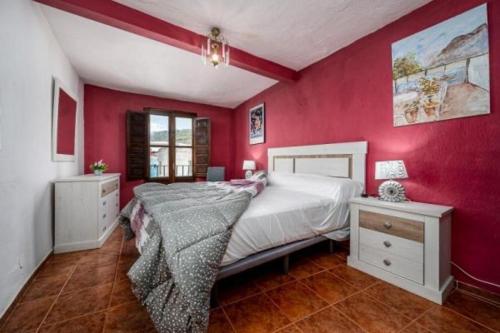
[268,141,368,189]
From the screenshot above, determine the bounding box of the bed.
[120,141,367,332]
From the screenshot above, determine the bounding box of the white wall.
[0,0,84,316]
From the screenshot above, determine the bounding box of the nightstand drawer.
[359,227,423,263]
[359,244,423,284]
[359,210,424,243]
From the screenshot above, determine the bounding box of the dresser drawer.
[101,179,119,197]
[359,244,423,284]
[359,210,424,243]
[359,227,423,263]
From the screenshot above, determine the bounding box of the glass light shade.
[242,160,256,171]
[375,160,408,180]
[201,27,230,68]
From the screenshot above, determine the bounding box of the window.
[148,111,194,181]
[126,110,210,182]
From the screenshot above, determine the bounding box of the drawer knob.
[102,201,106,206]
[383,259,391,266]
[383,222,392,229]
[102,213,107,219]
[383,240,392,248]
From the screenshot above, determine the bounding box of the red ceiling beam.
[34,0,299,82]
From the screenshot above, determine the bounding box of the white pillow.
[268,172,363,199]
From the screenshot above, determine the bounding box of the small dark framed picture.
[249,103,264,145]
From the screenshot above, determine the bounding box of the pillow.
[268,172,363,200]
[249,170,268,186]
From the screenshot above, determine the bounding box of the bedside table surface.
[350,197,453,218]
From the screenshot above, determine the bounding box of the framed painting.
[249,103,265,145]
[392,4,489,126]
[52,78,77,161]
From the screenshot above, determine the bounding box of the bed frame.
[216,141,367,280]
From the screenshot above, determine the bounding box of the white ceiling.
[40,0,433,108]
[115,0,432,70]
[39,5,277,108]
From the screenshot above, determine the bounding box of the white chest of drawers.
[348,197,454,304]
[54,173,121,253]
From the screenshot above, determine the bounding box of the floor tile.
[308,252,344,269]
[266,281,328,321]
[223,294,290,333]
[253,266,296,291]
[296,306,364,333]
[329,265,378,289]
[110,278,136,307]
[400,322,432,333]
[208,308,234,333]
[103,301,156,332]
[38,311,106,333]
[364,281,434,319]
[1,296,55,332]
[334,292,410,333]
[444,289,500,331]
[45,283,112,324]
[46,252,86,265]
[62,263,116,293]
[116,257,136,281]
[76,253,118,272]
[302,271,358,304]
[417,306,495,333]
[96,239,123,255]
[20,275,67,303]
[35,261,75,280]
[288,258,324,280]
[275,324,302,333]
[217,274,262,305]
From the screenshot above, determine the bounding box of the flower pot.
[404,108,418,123]
[424,104,437,117]
[93,169,103,176]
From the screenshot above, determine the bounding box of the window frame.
[145,108,196,183]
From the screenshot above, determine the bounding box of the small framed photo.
[249,103,264,145]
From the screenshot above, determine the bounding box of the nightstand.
[348,197,454,304]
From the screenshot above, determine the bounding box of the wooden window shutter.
[193,117,211,178]
[126,111,148,180]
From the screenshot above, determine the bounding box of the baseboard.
[457,281,500,307]
[0,249,52,324]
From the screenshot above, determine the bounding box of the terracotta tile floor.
[2,228,500,333]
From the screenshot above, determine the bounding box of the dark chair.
[207,167,225,182]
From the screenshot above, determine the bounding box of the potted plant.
[404,100,419,123]
[418,77,440,117]
[89,160,108,176]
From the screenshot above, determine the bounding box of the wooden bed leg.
[210,282,219,308]
[329,239,335,254]
[283,255,290,274]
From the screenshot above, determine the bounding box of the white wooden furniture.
[348,197,454,304]
[54,173,120,253]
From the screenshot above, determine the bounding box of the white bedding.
[221,174,362,265]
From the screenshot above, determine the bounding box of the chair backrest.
[207,166,225,182]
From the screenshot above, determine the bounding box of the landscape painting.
[392,4,489,127]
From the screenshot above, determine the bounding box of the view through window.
[149,113,193,180]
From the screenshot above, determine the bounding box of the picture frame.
[392,4,490,127]
[249,103,265,145]
[52,78,77,162]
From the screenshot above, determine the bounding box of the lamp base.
[378,180,407,202]
[244,170,253,179]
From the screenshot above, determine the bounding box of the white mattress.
[221,182,357,266]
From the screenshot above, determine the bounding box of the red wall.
[84,85,234,206]
[232,0,500,293]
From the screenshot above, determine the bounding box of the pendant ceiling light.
[201,27,230,68]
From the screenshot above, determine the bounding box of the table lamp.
[375,160,408,202]
[242,160,256,179]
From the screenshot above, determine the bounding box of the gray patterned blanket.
[119,182,251,333]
